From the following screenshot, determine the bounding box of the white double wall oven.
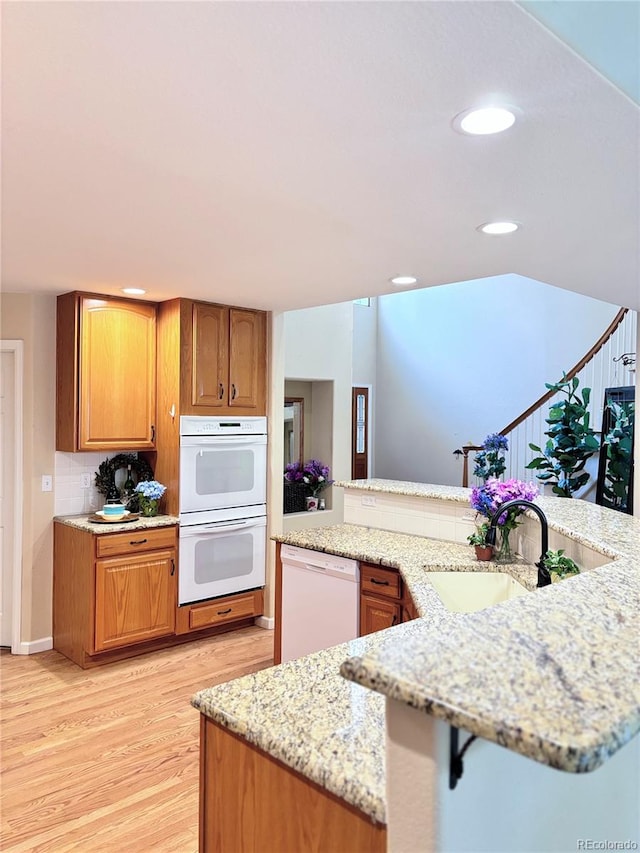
[178,416,267,606]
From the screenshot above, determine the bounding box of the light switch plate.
[81,473,91,489]
[41,475,53,492]
[361,495,376,507]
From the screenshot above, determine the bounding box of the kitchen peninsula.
[192,481,640,852]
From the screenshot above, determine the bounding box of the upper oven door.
[180,434,267,512]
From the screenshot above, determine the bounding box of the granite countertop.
[335,481,640,774]
[54,513,179,533]
[192,638,390,823]
[193,482,640,821]
[275,524,539,615]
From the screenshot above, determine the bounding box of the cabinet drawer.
[360,565,402,600]
[185,589,263,632]
[95,525,177,558]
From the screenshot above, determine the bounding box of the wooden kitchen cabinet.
[54,521,177,668]
[56,291,157,451]
[190,302,265,411]
[360,593,401,635]
[359,563,418,637]
[155,298,268,514]
[94,548,176,652]
[175,588,264,635]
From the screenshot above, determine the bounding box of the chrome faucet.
[485,499,551,587]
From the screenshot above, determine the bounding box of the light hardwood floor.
[1,626,274,853]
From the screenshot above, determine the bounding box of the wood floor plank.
[0,626,273,852]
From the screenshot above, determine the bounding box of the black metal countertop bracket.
[449,726,478,790]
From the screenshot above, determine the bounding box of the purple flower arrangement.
[284,459,333,496]
[473,433,509,482]
[470,477,539,529]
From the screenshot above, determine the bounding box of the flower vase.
[494,526,513,564]
[139,497,159,517]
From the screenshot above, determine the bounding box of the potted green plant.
[527,374,599,497]
[600,398,635,514]
[542,549,580,583]
[467,523,493,561]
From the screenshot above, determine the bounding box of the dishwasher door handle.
[283,560,328,574]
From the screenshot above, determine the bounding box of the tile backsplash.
[54,452,109,516]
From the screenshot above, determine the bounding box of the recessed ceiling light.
[478,221,520,235]
[390,275,418,287]
[121,287,147,295]
[454,106,516,136]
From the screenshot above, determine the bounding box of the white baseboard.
[13,636,53,655]
[254,616,274,630]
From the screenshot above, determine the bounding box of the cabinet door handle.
[129,538,148,546]
[218,383,224,400]
[217,607,232,616]
[231,383,237,400]
[170,559,176,576]
[370,578,390,586]
[392,614,398,626]
[151,424,155,442]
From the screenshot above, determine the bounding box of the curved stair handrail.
[456,307,631,487]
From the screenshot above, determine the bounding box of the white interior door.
[0,348,16,646]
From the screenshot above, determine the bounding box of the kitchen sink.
[427,571,528,613]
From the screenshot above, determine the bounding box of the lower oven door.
[178,514,266,605]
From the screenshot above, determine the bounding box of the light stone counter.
[54,513,179,533]
[192,638,389,822]
[336,480,640,774]
[193,482,640,822]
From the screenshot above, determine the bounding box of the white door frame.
[1,340,24,654]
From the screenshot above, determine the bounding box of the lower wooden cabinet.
[359,563,418,637]
[176,589,264,635]
[54,521,265,668]
[94,549,176,652]
[360,594,401,635]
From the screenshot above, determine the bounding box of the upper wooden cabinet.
[155,298,267,515]
[159,298,267,417]
[56,292,157,451]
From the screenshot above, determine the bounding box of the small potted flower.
[134,479,167,517]
[467,522,493,561]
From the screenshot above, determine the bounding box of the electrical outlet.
[81,473,92,489]
[41,475,53,492]
[361,495,376,507]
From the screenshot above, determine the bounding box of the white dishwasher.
[280,544,359,663]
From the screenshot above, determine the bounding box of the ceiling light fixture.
[454,106,516,136]
[478,221,520,235]
[121,287,147,295]
[390,275,418,287]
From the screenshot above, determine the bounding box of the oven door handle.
[181,436,265,446]
[181,520,261,535]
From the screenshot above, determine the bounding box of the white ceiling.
[2,1,639,312]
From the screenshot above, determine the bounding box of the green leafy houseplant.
[542,549,580,582]
[600,399,635,513]
[467,522,490,547]
[526,374,599,497]
[467,522,493,560]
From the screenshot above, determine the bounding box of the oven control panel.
[180,416,267,436]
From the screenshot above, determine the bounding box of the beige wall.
[1,293,56,646]
[282,301,353,533]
